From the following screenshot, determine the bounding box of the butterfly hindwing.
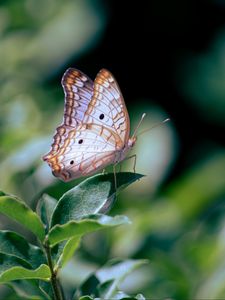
[49,124,121,181]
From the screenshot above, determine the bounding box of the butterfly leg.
[102,168,106,175]
[132,154,137,173]
[113,164,118,190]
[123,154,137,173]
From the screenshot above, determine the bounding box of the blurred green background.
[1,0,225,299]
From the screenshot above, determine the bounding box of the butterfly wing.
[61,68,94,127]
[43,68,93,159]
[83,69,130,144]
[45,124,121,182]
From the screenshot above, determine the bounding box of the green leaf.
[36,194,57,231]
[76,259,148,299]
[97,288,146,299]
[78,297,94,300]
[0,196,45,242]
[8,280,50,300]
[111,292,130,299]
[0,231,46,268]
[0,191,6,196]
[0,253,50,283]
[51,172,144,227]
[38,281,53,300]
[96,259,148,299]
[1,265,50,283]
[115,294,146,300]
[113,296,145,300]
[97,279,115,298]
[135,294,146,300]
[55,236,80,268]
[48,214,130,246]
[78,274,100,298]
[167,152,225,220]
[97,259,148,282]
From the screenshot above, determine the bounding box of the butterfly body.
[43,68,137,182]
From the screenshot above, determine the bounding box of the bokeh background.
[1,0,225,298]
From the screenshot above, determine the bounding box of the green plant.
[0,172,147,300]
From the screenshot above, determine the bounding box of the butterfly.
[43,68,145,182]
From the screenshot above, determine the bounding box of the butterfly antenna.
[138,118,170,137]
[131,113,146,139]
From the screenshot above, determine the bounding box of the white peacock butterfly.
[43,68,146,183]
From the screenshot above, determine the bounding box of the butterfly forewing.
[62,68,94,127]
[84,69,130,144]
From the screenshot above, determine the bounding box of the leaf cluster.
[0,173,146,300]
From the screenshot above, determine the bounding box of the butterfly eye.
[99,113,104,120]
[78,139,83,144]
[70,160,74,165]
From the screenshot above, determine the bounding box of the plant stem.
[44,242,64,300]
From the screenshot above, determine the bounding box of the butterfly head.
[127,136,137,148]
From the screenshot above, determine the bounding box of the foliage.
[0,172,147,299]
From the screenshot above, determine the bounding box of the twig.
[44,241,64,300]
